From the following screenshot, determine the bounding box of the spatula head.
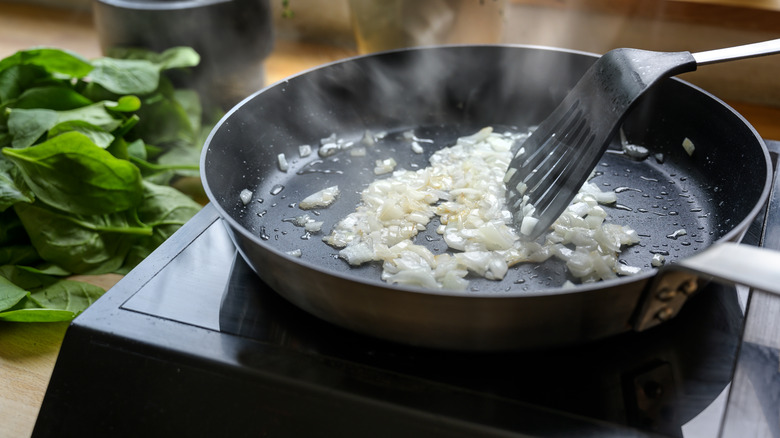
[505,48,697,240]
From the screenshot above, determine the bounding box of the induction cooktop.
[31,142,780,437]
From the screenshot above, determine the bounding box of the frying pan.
[200,45,773,350]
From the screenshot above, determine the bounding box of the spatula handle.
[692,38,780,65]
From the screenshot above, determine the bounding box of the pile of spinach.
[0,47,210,322]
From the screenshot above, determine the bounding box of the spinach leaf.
[7,100,134,149]
[104,46,200,71]
[0,264,105,322]
[3,131,143,215]
[48,120,114,149]
[7,108,58,148]
[0,46,206,322]
[106,95,142,112]
[0,245,40,266]
[0,48,92,79]
[156,141,202,177]
[0,307,76,322]
[0,64,50,104]
[14,201,152,274]
[0,208,26,244]
[120,181,200,271]
[133,91,197,145]
[0,275,28,312]
[55,101,124,132]
[0,264,57,289]
[0,156,34,210]
[89,58,160,95]
[126,138,147,161]
[29,278,105,313]
[13,85,93,110]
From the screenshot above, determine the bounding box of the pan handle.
[633,242,780,331]
[676,242,780,296]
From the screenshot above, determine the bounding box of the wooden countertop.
[1,2,779,437]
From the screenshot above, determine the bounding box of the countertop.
[1,2,779,437]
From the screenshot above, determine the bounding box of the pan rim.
[200,43,773,300]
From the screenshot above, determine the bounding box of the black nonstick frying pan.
[201,45,772,350]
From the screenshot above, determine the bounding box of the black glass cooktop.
[32,142,780,438]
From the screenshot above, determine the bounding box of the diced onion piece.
[616,263,642,276]
[651,253,666,267]
[361,130,376,146]
[304,221,324,233]
[520,216,538,236]
[292,214,311,226]
[339,242,374,265]
[374,158,397,175]
[277,153,289,172]
[682,137,695,156]
[350,147,367,157]
[623,143,650,160]
[299,185,340,210]
[319,142,339,157]
[321,127,640,290]
[298,144,312,157]
[239,188,253,205]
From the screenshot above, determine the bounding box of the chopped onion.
[361,130,377,146]
[299,185,340,210]
[239,188,253,205]
[374,158,397,175]
[350,147,367,157]
[682,137,695,156]
[323,127,640,290]
[319,142,339,157]
[277,153,289,172]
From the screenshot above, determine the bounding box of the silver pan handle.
[677,242,780,295]
[634,242,780,331]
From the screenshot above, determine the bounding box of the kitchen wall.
[6,0,780,106]
[271,0,780,106]
[501,1,780,107]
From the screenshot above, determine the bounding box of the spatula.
[505,39,780,240]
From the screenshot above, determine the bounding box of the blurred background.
[1,2,779,436]
[1,0,779,112]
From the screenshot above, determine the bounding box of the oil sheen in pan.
[233,125,717,293]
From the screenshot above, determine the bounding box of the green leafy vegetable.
[3,131,144,215]
[7,108,58,148]
[0,156,34,210]
[0,47,93,78]
[89,58,161,95]
[0,275,28,310]
[0,46,211,322]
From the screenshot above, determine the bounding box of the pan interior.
[202,45,770,295]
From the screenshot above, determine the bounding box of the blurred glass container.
[349,0,506,54]
[92,0,273,112]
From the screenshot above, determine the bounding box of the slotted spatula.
[506,39,780,240]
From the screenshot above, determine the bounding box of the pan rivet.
[655,307,675,321]
[679,279,698,295]
[656,287,676,301]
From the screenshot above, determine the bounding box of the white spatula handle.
[693,38,780,65]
